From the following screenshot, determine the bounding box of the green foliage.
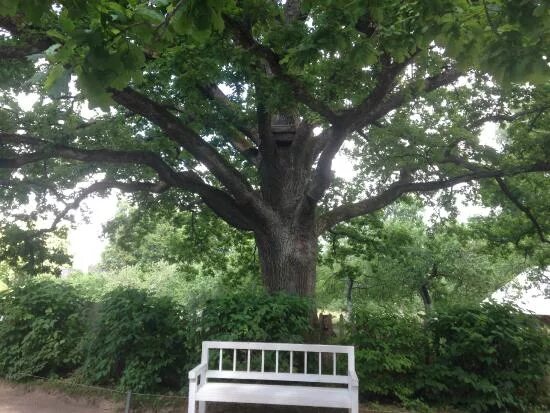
[348,306,428,402]
[422,303,550,413]
[69,259,261,309]
[318,201,529,312]
[101,204,259,284]
[0,223,71,276]
[193,291,312,346]
[0,277,86,379]
[346,303,550,412]
[82,287,188,392]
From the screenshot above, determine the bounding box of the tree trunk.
[254,220,317,296]
[346,276,354,315]
[253,111,319,296]
[419,282,432,314]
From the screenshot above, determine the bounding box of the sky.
[490,270,550,315]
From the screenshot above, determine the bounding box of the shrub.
[82,287,188,392]
[192,291,311,350]
[0,277,86,379]
[348,307,428,402]
[421,303,550,413]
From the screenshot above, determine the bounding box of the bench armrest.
[188,362,208,381]
[348,368,359,387]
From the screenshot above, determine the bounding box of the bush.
[82,287,188,392]
[346,303,549,412]
[421,303,550,413]
[0,278,86,379]
[192,292,311,351]
[348,307,429,402]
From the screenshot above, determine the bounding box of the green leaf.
[44,43,62,59]
[44,65,71,98]
[134,5,164,25]
[0,0,19,16]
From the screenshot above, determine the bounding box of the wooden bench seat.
[187,341,359,413]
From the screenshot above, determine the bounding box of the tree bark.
[255,219,317,296]
[419,282,433,314]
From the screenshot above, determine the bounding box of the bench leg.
[350,386,359,413]
[187,382,196,413]
[198,401,206,413]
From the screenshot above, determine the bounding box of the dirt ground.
[0,381,116,413]
[0,380,408,413]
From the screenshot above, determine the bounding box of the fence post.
[124,390,132,413]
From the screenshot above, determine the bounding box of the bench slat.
[206,370,350,384]
[290,351,293,373]
[203,341,353,354]
[261,350,264,372]
[196,382,351,408]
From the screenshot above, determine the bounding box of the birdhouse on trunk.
[271,113,299,146]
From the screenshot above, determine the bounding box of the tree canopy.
[0,0,549,295]
[317,200,536,312]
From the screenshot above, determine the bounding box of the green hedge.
[422,304,550,413]
[348,309,428,402]
[194,291,312,343]
[1,278,547,412]
[0,278,86,379]
[82,287,189,392]
[0,282,311,393]
[348,303,550,412]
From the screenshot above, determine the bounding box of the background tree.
[0,1,549,296]
[0,223,70,276]
[101,201,257,272]
[317,200,535,312]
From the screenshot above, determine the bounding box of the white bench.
[187,341,359,413]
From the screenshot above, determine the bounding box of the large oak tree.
[0,0,549,295]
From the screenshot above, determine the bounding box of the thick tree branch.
[0,16,53,60]
[199,83,260,144]
[356,67,463,130]
[0,37,52,60]
[317,162,550,234]
[341,53,417,131]
[0,133,260,230]
[0,132,184,185]
[45,179,169,232]
[495,177,550,244]
[469,106,550,128]
[224,18,339,123]
[198,84,261,166]
[110,87,257,205]
[308,66,463,203]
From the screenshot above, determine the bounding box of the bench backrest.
[201,341,354,384]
